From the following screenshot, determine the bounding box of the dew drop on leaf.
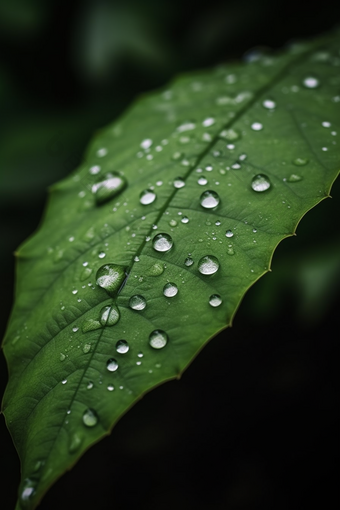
[140,189,156,205]
[96,264,126,295]
[129,295,147,310]
[303,76,319,88]
[107,385,114,391]
[83,343,91,354]
[251,122,263,131]
[293,157,309,166]
[152,233,173,252]
[92,173,127,205]
[181,216,189,224]
[184,256,194,267]
[82,408,98,427]
[262,99,276,109]
[87,381,94,390]
[225,230,234,238]
[198,176,208,185]
[82,319,102,333]
[219,128,240,141]
[80,267,93,281]
[100,305,120,326]
[69,432,83,453]
[200,190,220,209]
[209,294,223,307]
[163,282,179,297]
[116,340,129,354]
[20,479,36,508]
[173,177,186,188]
[147,262,164,276]
[106,358,119,372]
[251,174,271,192]
[287,174,302,182]
[140,139,152,149]
[149,330,168,349]
[198,255,220,275]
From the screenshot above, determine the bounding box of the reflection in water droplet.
[149,330,168,349]
[106,358,118,372]
[173,177,186,188]
[293,157,309,166]
[69,432,83,453]
[225,230,234,238]
[152,233,173,252]
[100,305,120,326]
[251,174,271,192]
[262,99,276,109]
[116,339,129,353]
[92,173,127,205]
[209,294,222,307]
[251,122,263,131]
[140,189,156,205]
[200,190,220,209]
[83,408,98,427]
[163,282,178,297]
[303,76,319,88]
[184,256,194,267]
[287,174,302,182]
[96,264,126,295]
[198,255,220,275]
[129,295,147,310]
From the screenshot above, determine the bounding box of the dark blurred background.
[0,1,339,509]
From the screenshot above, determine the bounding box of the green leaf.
[2,29,340,509]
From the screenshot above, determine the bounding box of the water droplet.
[141,139,152,149]
[20,479,35,507]
[80,267,93,281]
[227,247,235,256]
[293,157,309,166]
[82,319,102,333]
[225,230,234,238]
[83,408,98,427]
[322,121,331,128]
[209,294,222,307]
[163,282,178,297]
[106,358,118,372]
[173,177,186,189]
[83,343,91,353]
[287,174,302,182]
[96,264,126,295]
[303,76,319,88]
[147,262,164,276]
[200,190,220,209]
[202,117,215,127]
[107,385,114,391]
[198,176,208,185]
[262,99,276,109]
[98,251,106,259]
[129,295,147,310]
[251,174,271,192]
[140,189,156,205]
[177,122,196,133]
[251,122,263,131]
[72,326,79,333]
[116,340,129,354]
[89,165,101,175]
[100,305,120,326]
[198,255,220,275]
[69,432,83,453]
[149,330,168,349]
[92,173,127,205]
[97,147,107,157]
[60,353,66,361]
[87,381,94,390]
[152,233,173,252]
[219,128,240,141]
[169,219,178,227]
[62,378,67,385]
[181,216,189,224]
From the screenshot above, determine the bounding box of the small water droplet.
[106,358,118,372]
[69,432,83,453]
[287,174,302,182]
[107,384,114,391]
[129,295,147,310]
[152,233,173,252]
[97,147,107,157]
[225,230,234,238]
[83,408,98,427]
[98,251,106,259]
[96,264,126,296]
[116,340,129,354]
[209,294,222,307]
[184,256,194,267]
[181,216,189,224]
[20,479,36,507]
[198,176,208,185]
[293,157,309,166]
[262,99,276,109]
[303,76,319,88]
[173,177,186,189]
[141,139,152,149]
[251,174,271,192]
[322,121,331,128]
[80,267,93,281]
[60,353,66,361]
[83,343,91,353]
[72,289,78,295]
[251,122,263,131]
[100,305,120,326]
[169,219,178,227]
[140,189,156,205]
[202,117,215,127]
[219,128,240,141]
[227,247,235,256]
[149,330,168,349]
[82,319,102,333]
[62,378,67,385]
[92,173,127,205]
[198,255,220,275]
[87,381,94,389]
[163,282,179,297]
[200,190,220,209]
[147,262,164,276]
[72,326,79,333]
[89,165,101,175]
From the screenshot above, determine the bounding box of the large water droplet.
[163,282,178,297]
[100,305,120,326]
[200,190,220,209]
[303,76,319,88]
[251,174,271,192]
[92,173,127,205]
[173,177,186,189]
[83,408,98,427]
[140,189,156,205]
[96,264,126,295]
[198,255,220,275]
[116,340,129,354]
[209,294,222,307]
[129,295,147,310]
[106,358,119,372]
[149,330,168,349]
[152,233,173,252]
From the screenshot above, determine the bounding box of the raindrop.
[20,479,35,507]
[251,174,271,192]
[198,176,208,185]
[181,216,189,224]
[100,305,120,326]
[116,340,129,354]
[251,122,263,131]
[152,233,173,252]
[107,385,114,391]
[262,99,276,109]
[293,157,309,166]
[98,251,106,259]
[209,294,222,307]
[106,358,119,372]
[173,177,186,189]
[140,189,156,205]
[303,76,319,88]
[129,295,147,310]
[184,256,194,267]
[198,255,220,275]
[169,219,178,227]
[83,408,98,427]
[147,262,164,276]
[163,282,179,297]
[225,230,234,238]
[87,381,94,389]
[149,330,168,349]
[200,190,220,209]
[92,173,127,205]
[96,264,126,295]
[287,174,302,182]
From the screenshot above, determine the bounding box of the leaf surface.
[2,30,340,509]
